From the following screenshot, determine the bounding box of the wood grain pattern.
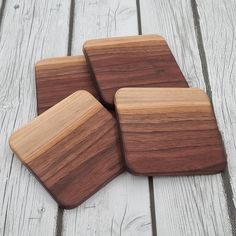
[62,1,152,236]
[0,0,71,235]
[115,88,226,175]
[35,56,100,114]
[83,34,188,106]
[1,0,234,235]
[196,0,236,218]
[140,1,232,235]
[9,91,123,209]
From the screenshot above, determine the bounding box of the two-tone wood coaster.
[9,91,123,209]
[83,35,188,107]
[35,56,100,114]
[115,88,226,176]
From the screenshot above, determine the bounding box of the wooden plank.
[196,0,236,222]
[0,0,71,235]
[62,0,152,235]
[140,0,232,235]
[71,0,138,55]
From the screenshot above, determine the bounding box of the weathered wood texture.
[62,0,152,235]
[115,88,226,175]
[0,0,235,235]
[83,35,188,106]
[196,0,236,216]
[71,0,138,55]
[0,0,3,13]
[35,56,100,114]
[10,91,123,209]
[0,0,71,235]
[140,0,232,235]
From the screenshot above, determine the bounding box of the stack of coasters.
[9,35,226,209]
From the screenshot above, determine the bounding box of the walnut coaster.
[10,91,123,209]
[83,35,188,107]
[115,88,226,176]
[35,56,100,114]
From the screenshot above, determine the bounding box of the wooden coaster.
[35,56,100,114]
[10,91,123,209]
[83,35,188,107]
[115,88,226,176]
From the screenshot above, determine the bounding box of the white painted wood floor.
[0,0,235,235]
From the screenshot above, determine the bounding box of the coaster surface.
[115,88,226,176]
[10,91,123,208]
[35,56,99,114]
[83,35,188,106]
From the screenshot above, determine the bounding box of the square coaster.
[35,56,100,114]
[83,35,188,107]
[115,88,226,175]
[10,91,123,208]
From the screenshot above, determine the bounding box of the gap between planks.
[62,1,152,236]
[191,0,236,234]
[67,0,75,56]
[136,1,157,235]
[55,0,77,234]
[0,0,6,28]
[139,0,232,235]
[0,0,71,235]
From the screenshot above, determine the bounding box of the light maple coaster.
[115,88,226,176]
[35,56,100,114]
[9,91,123,209]
[83,35,188,107]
